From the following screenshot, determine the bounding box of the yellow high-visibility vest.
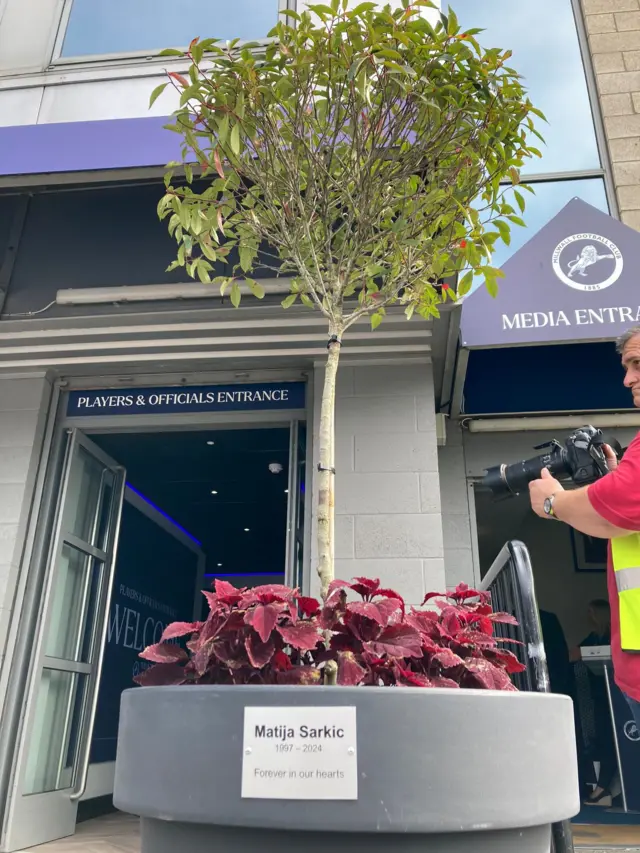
[612,532,640,653]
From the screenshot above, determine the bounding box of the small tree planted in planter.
[149,0,543,603]
[113,5,579,851]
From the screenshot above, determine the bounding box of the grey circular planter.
[114,685,579,853]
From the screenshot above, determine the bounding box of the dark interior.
[92,427,291,577]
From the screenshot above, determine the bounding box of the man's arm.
[550,485,632,539]
[529,437,640,537]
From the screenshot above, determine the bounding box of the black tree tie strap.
[327,335,342,349]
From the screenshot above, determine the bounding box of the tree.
[152,0,542,602]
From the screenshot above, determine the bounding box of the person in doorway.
[528,325,640,730]
[571,600,617,807]
[570,599,611,663]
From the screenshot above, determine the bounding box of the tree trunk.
[317,330,342,602]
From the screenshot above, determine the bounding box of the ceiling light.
[206,440,215,446]
[211,490,218,495]
[244,528,250,532]
[284,489,289,494]
[217,563,223,567]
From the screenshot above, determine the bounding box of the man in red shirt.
[529,326,640,730]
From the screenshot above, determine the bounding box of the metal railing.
[480,540,575,853]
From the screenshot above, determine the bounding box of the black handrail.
[480,540,575,853]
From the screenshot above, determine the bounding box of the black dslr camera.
[483,425,622,500]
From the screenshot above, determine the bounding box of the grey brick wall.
[310,363,445,605]
[582,0,640,227]
[0,375,52,663]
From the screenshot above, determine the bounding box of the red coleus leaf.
[486,648,527,674]
[457,629,498,648]
[477,617,494,636]
[431,648,464,669]
[134,663,187,687]
[139,642,187,665]
[244,603,280,643]
[214,578,245,605]
[463,658,517,691]
[349,576,381,599]
[365,624,422,658]
[490,612,519,626]
[242,584,296,605]
[395,667,432,687]
[330,632,360,652]
[272,650,293,671]
[347,597,401,627]
[276,666,322,685]
[298,596,321,617]
[337,652,367,686]
[245,633,275,669]
[276,621,321,651]
[160,621,202,642]
[194,638,216,676]
[441,607,465,636]
[430,674,460,689]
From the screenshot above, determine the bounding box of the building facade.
[0,0,636,849]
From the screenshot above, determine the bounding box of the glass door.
[2,431,126,852]
[285,421,306,591]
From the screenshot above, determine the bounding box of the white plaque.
[241,706,358,800]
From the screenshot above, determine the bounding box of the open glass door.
[2,431,126,852]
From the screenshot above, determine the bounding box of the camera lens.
[483,453,570,499]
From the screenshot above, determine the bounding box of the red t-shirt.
[588,432,640,702]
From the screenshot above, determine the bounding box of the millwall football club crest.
[552,232,623,292]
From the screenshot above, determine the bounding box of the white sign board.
[241,706,358,800]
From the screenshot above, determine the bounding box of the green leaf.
[245,277,265,299]
[239,246,254,272]
[158,48,185,57]
[230,281,242,308]
[485,277,499,298]
[281,293,298,309]
[230,123,241,156]
[514,190,526,213]
[218,114,230,146]
[457,270,474,297]
[371,312,383,330]
[149,83,168,108]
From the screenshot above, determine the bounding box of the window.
[453,0,600,173]
[59,0,282,59]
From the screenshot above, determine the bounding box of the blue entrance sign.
[67,381,306,417]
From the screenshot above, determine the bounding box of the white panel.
[0,0,62,73]
[38,74,180,125]
[0,88,43,126]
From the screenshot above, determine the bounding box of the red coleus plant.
[136,577,525,690]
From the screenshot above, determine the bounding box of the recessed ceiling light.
[244,528,250,532]
[206,440,215,446]
[211,490,218,495]
[284,489,289,494]
[217,563,223,567]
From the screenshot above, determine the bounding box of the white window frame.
[49,0,294,67]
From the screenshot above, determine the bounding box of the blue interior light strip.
[126,483,202,547]
[204,572,285,579]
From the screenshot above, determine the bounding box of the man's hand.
[529,468,564,519]
[603,444,619,473]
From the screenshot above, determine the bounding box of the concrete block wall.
[582,0,640,228]
[310,362,445,605]
[0,375,52,665]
